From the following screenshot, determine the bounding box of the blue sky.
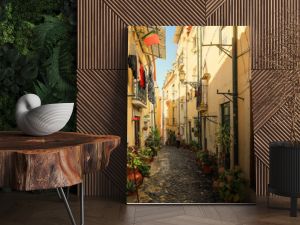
[156,26,177,89]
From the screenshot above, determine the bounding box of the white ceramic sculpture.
[16,94,74,136]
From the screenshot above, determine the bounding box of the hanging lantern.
[143,31,160,46]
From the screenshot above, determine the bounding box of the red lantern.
[143,33,160,46]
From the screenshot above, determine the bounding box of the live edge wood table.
[0,131,120,225]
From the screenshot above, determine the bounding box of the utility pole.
[162,91,164,143]
[178,72,181,136]
[185,41,188,144]
[232,26,239,166]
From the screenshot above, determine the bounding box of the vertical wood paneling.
[77,0,128,201]
[77,0,127,70]
[77,0,300,200]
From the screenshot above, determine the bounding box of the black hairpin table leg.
[57,183,84,225]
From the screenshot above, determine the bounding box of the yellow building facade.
[155,85,163,137]
[173,26,201,145]
[127,26,157,147]
[162,26,252,181]
[162,71,177,144]
[200,26,251,180]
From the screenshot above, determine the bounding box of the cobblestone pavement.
[128,146,217,203]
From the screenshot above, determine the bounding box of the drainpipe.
[232,26,239,166]
[178,73,181,135]
[185,37,189,144]
[162,91,164,143]
[185,84,188,143]
[197,26,202,149]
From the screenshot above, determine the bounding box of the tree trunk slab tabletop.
[0,132,120,191]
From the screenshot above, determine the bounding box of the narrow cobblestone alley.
[128,146,217,203]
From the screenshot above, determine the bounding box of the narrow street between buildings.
[127,26,253,203]
[128,146,217,203]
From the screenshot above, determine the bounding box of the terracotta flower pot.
[203,164,212,174]
[218,166,225,174]
[127,168,143,186]
[127,190,137,196]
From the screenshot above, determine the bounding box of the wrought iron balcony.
[132,80,147,108]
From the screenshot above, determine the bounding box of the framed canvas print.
[127,25,254,204]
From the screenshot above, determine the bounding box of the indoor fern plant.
[33,15,76,104]
[32,15,76,131]
[0,1,77,132]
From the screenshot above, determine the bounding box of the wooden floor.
[0,192,300,225]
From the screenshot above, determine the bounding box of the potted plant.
[195,150,204,166]
[213,166,247,203]
[190,140,200,152]
[145,127,161,155]
[201,150,217,175]
[137,163,151,177]
[143,115,150,131]
[127,151,143,186]
[138,146,154,163]
[126,179,137,196]
[215,124,231,169]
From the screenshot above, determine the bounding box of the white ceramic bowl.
[16,94,74,136]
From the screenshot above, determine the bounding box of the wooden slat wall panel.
[207,0,300,196]
[77,0,300,200]
[77,68,127,201]
[250,0,299,70]
[254,104,292,166]
[206,0,300,70]
[251,70,294,131]
[206,0,251,26]
[77,0,127,70]
[206,0,226,18]
[77,70,127,135]
[104,0,206,26]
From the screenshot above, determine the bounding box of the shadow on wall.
[204,26,251,181]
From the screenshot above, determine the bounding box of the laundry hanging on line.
[128,55,137,79]
[147,68,156,105]
[139,63,146,89]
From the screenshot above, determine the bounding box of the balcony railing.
[132,80,147,108]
